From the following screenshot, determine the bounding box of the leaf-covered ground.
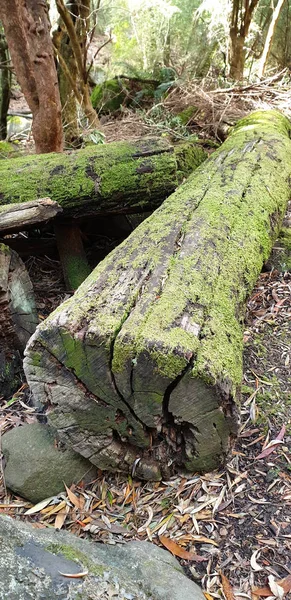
[0,258,290,600]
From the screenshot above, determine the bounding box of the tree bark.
[257,0,286,79]
[0,24,11,140]
[53,22,80,146]
[0,139,206,218]
[0,0,63,153]
[0,243,38,397]
[229,0,260,80]
[24,110,291,479]
[54,0,99,129]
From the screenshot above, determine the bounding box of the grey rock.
[7,115,32,140]
[2,423,97,502]
[0,515,205,600]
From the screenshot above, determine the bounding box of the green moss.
[91,79,125,113]
[177,106,197,125]
[279,227,291,250]
[0,139,205,211]
[0,141,18,159]
[30,351,42,368]
[0,242,10,254]
[25,109,291,472]
[62,256,91,291]
[45,543,105,576]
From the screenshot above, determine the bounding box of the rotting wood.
[0,243,38,397]
[0,198,62,233]
[0,138,206,218]
[24,111,291,479]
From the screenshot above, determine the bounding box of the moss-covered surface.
[0,138,206,215]
[0,141,19,159]
[91,77,159,114]
[91,79,126,113]
[46,543,105,576]
[24,110,291,476]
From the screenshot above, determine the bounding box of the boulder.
[0,515,205,600]
[2,423,97,502]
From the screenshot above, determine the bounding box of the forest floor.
[1,78,291,599]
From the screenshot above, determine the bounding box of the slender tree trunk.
[0,24,10,140]
[0,0,63,153]
[257,0,286,78]
[53,23,80,146]
[229,32,246,81]
[229,0,260,81]
[54,0,99,129]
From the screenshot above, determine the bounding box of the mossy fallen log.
[0,139,206,217]
[24,111,291,479]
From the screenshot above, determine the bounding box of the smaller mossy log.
[0,139,206,217]
[0,244,38,397]
[24,111,291,479]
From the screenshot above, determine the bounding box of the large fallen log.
[24,111,291,479]
[0,139,206,217]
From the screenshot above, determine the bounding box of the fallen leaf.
[136,506,154,533]
[54,508,68,530]
[191,536,219,546]
[250,549,263,571]
[24,496,56,515]
[64,484,84,510]
[220,571,235,600]
[256,425,286,459]
[159,535,207,561]
[59,571,88,578]
[42,500,67,519]
[279,574,291,594]
[268,575,284,600]
[253,574,291,597]
[252,586,273,597]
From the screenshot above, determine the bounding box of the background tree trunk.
[229,0,260,80]
[53,22,80,146]
[257,0,286,79]
[0,23,10,140]
[0,0,63,153]
[54,0,99,129]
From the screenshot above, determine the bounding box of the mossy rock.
[91,77,160,114]
[91,79,126,113]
